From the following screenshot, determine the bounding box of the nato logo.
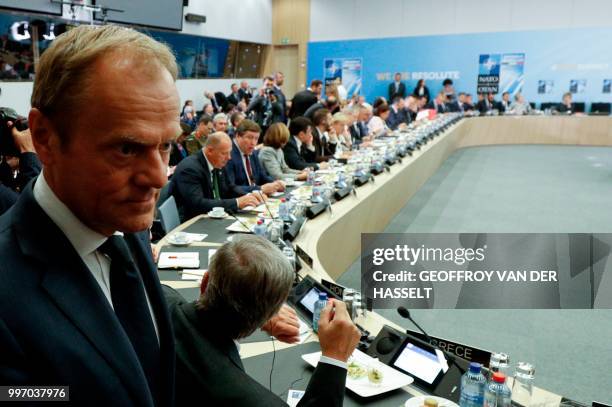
[479,54,501,76]
[324,59,342,79]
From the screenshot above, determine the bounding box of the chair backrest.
[540,102,557,111]
[572,102,585,113]
[591,102,611,114]
[158,195,181,235]
[157,181,172,210]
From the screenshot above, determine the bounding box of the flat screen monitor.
[93,0,183,31]
[0,0,62,16]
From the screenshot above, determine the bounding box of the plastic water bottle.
[484,372,512,407]
[253,219,267,237]
[307,170,316,185]
[312,292,328,332]
[460,362,486,407]
[278,198,290,221]
[336,172,347,189]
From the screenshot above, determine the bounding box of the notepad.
[158,252,200,269]
[180,250,217,280]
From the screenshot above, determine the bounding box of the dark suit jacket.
[169,141,188,167]
[386,106,408,130]
[312,128,335,162]
[225,142,274,194]
[283,137,318,171]
[171,151,243,221]
[412,85,430,102]
[556,103,573,114]
[0,182,175,406]
[164,286,346,407]
[303,102,325,120]
[427,101,448,114]
[227,93,241,106]
[273,87,287,123]
[238,88,253,105]
[388,81,406,101]
[290,89,318,119]
[476,99,492,114]
[349,121,368,145]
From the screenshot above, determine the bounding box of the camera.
[0,107,28,157]
[265,88,275,97]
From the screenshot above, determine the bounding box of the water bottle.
[488,353,511,380]
[253,219,267,237]
[459,362,486,407]
[307,170,316,185]
[311,184,323,204]
[312,292,328,332]
[278,198,290,221]
[511,362,534,407]
[336,172,347,189]
[282,246,296,272]
[484,372,511,407]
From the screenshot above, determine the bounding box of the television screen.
[93,0,183,31]
[0,0,62,16]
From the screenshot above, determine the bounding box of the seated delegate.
[164,235,360,406]
[171,132,261,221]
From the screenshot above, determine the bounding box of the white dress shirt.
[294,135,315,152]
[33,172,159,341]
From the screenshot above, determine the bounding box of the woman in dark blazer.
[412,79,430,103]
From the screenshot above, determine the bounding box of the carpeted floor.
[338,145,612,404]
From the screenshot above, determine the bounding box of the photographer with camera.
[246,76,283,140]
[0,114,41,216]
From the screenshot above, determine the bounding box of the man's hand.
[261,304,300,344]
[296,170,309,181]
[237,194,260,208]
[317,299,360,362]
[260,182,280,195]
[318,162,330,170]
[8,121,35,154]
[248,190,267,204]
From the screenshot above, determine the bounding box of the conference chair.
[572,102,585,113]
[590,102,611,115]
[158,195,181,235]
[540,102,557,111]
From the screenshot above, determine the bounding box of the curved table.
[159,116,611,405]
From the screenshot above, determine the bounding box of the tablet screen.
[393,341,443,385]
[299,287,323,314]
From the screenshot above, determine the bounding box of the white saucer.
[208,212,228,219]
[167,233,190,246]
[404,395,459,407]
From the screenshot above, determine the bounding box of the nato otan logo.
[479,54,501,76]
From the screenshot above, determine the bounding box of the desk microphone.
[254,190,277,221]
[226,209,253,233]
[397,306,434,344]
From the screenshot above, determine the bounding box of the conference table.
[157,115,612,406]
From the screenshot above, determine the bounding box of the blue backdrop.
[307,27,612,111]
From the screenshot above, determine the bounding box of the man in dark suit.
[273,71,288,123]
[388,72,406,102]
[166,235,360,407]
[386,97,409,130]
[204,91,222,113]
[227,83,241,106]
[427,91,449,114]
[238,81,253,105]
[172,132,261,221]
[290,79,322,119]
[311,108,337,162]
[284,117,327,171]
[0,25,177,406]
[349,105,369,145]
[225,119,283,195]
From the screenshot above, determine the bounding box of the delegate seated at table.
[171,132,261,221]
[165,235,360,407]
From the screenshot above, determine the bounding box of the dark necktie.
[98,236,160,401]
[212,169,221,199]
[244,154,253,185]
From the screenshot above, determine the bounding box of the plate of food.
[301,349,413,397]
[404,395,459,407]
